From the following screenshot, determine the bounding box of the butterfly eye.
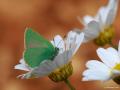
[56,47,59,51]
[56,47,59,52]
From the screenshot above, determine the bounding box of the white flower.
[15,31,84,79]
[77,0,119,44]
[82,41,120,82]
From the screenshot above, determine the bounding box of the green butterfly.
[24,28,59,68]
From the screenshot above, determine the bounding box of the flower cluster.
[78,0,119,46]
[14,0,120,90]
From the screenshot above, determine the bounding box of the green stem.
[64,79,75,90]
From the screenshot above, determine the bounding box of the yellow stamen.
[48,62,73,82]
[112,63,120,84]
[113,63,120,71]
[94,25,114,46]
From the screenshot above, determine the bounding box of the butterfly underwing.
[24,28,59,68]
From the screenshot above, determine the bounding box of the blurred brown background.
[0,0,120,90]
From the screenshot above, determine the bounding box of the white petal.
[83,60,111,81]
[85,60,111,80]
[105,0,119,26]
[97,48,120,68]
[31,60,57,77]
[106,47,120,61]
[98,7,109,25]
[98,0,119,26]
[14,58,30,71]
[65,30,84,55]
[82,68,111,81]
[17,60,57,79]
[14,64,30,71]
[86,60,110,70]
[97,14,104,30]
[72,30,84,55]
[19,58,26,64]
[97,0,113,25]
[83,15,95,25]
[51,35,65,53]
[65,31,76,51]
[54,50,72,67]
[83,21,100,42]
[17,74,27,79]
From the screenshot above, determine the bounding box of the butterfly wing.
[24,28,56,68]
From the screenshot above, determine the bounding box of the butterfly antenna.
[53,38,56,46]
[56,38,65,52]
[53,38,61,48]
[56,39,62,47]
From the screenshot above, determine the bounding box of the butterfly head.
[50,47,59,60]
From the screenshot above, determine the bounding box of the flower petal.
[98,0,119,26]
[20,60,57,79]
[83,21,100,42]
[54,50,73,67]
[82,69,111,81]
[14,64,30,71]
[105,0,119,26]
[82,15,96,25]
[14,59,30,71]
[19,58,25,64]
[33,60,58,75]
[65,30,84,55]
[83,60,111,81]
[106,47,120,62]
[86,60,110,70]
[51,35,65,53]
[98,7,109,25]
[97,48,120,68]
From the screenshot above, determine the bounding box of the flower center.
[113,63,120,71]
[112,63,120,84]
[94,25,114,46]
[48,62,73,82]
